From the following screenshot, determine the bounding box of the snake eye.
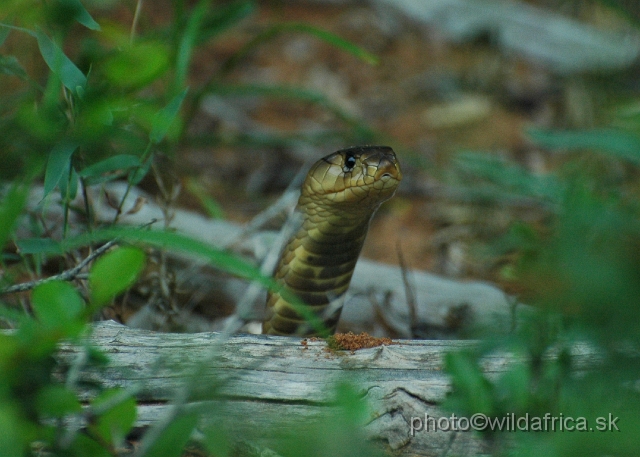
[343,154,356,172]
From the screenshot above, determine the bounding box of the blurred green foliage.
[444,125,640,455]
[0,0,379,455]
[4,0,640,456]
[0,246,145,456]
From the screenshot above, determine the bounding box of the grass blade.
[284,22,379,65]
[174,0,208,93]
[223,21,378,74]
[197,0,255,44]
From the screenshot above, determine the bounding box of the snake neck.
[282,203,377,300]
[263,204,379,336]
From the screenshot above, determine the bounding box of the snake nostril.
[381,173,391,178]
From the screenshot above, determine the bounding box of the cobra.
[262,146,402,336]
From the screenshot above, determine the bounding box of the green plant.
[443,126,640,455]
[0,1,382,455]
[0,240,146,455]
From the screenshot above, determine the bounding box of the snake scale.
[262,146,402,336]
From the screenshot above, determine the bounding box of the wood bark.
[58,321,597,456]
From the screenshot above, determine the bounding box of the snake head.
[302,146,402,210]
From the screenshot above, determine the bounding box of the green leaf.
[90,388,137,446]
[129,158,152,185]
[69,165,79,199]
[150,88,188,144]
[36,385,82,417]
[144,413,198,457]
[528,128,640,164]
[43,141,78,199]
[17,238,64,255]
[31,281,84,330]
[66,0,101,31]
[103,41,170,89]
[89,246,146,307]
[86,345,110,365]
[34,29,86,93]
[335,382,368,424]
[444,351,494,415]
[198,0,255,44]
[202,424,230,457]
[174,1,208,93]
[79,155,142,179]
[0,183,28,250]
[454,151,561,202]
[0,404,29,457]
[70,434,112,457]
[494,362,531,413]
[0,305,29,326]
[67,228,263,285]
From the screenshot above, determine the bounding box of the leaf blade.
[144,413,198,457]
[149,88,188,144]
[0,184,29,249]
[68,0,101,31]
[17,238,64,255]
[79,155,142,179]
[31,281,84,330]
[89,246,146,307]
[528,128,640,164]
[43,141,78,199]
[34,29,86,93]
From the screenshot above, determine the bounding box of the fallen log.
[57,321,598,456]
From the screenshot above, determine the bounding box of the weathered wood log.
[57,321,598,456]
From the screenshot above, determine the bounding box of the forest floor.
[166,0,563,282]
[103,0,635,331]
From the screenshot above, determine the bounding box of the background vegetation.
[2,0,640,456]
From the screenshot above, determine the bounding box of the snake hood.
[263,146,402,337]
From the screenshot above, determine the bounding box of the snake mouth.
[373,159,402,182]
[361,146,402,182]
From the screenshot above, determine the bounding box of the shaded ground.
[4,0,633,332]
[175,0,562,279]
[100,0,636,331]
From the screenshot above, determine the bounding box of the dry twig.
[0,240,118,295]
